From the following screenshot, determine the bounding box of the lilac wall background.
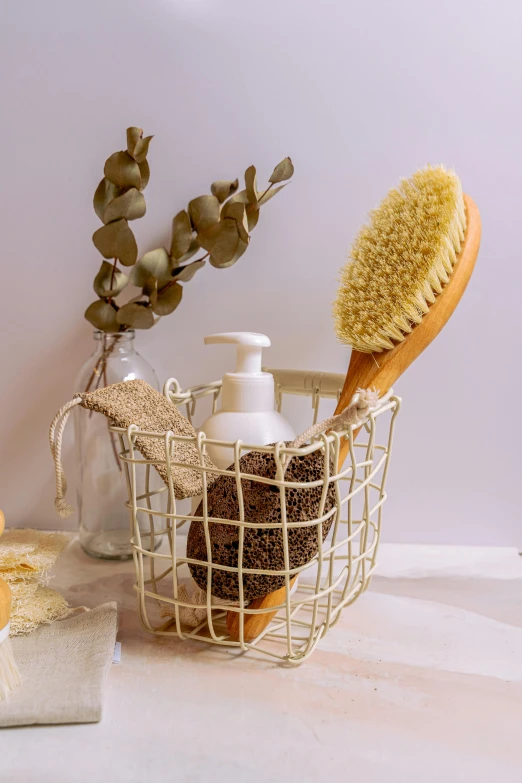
[1,0,520,543]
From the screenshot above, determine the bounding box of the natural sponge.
[0,529,69,636]
[333,165,466,353]
[187,446,336,602]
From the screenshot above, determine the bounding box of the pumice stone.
[187,445,336,601]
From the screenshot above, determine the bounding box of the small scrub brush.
[0,510,21,700]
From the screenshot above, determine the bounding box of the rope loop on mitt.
[48,396,83,519]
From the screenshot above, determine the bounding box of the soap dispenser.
[201,332,296,469]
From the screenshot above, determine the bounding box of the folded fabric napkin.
[0,602,118,727]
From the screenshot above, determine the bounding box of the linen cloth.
[0,602,118,727]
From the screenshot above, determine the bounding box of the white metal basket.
[111,369,401,664]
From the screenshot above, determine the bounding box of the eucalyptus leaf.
[200,220,241,266]
[126,294,148,305]
[84,300,120,332]
[172,259,206,282]
[104,151,141,189]
[116,302,155,329]
[138,159,150,190]
[226,189,249,206]
[132,136,153,163]
[226,189,259,231]
[257,183,287,206]
[188,195,220,232]
[269,157,294,183]
[103,188,146,223]
[211,179,239,203]
[195,220,222,253]
[93,178,122,223]
[92,219,138,266]
[129,263,152,288]
[246,206,259,232]
[133,247,171,283]
[126,127,153,163]
[152,282,183,316]
[210,237,248,269]
[126,127,142,155]
[220,202,249,244]
[175,237,200,265]
[170,210,193,259]
[245,165,257,204]
[93,260,128,298]
[142,276,158,306]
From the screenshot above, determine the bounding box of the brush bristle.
[333,165,467,353]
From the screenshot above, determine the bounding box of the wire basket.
[111,369,401,664]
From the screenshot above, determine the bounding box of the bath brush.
[227,165,481,642]
[332,165,481,466]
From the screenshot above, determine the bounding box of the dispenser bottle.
[201,332,295,469]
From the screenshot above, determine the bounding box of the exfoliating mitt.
[50,379,219,518]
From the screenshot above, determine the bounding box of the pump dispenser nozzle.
[204,333,270,374]
[204,333,273,411]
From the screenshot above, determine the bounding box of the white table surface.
[3,540,522,783]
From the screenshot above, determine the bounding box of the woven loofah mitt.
[49,379,220,518]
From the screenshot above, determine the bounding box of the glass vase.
[74,330,159,559]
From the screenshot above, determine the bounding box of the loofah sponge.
[0,530,69,636]
[333,165,466,353]
[8,585,69,636]
[0,530,69,578]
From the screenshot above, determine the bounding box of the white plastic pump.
[200,332,296,469]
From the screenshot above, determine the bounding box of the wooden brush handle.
[0,578,11,631]
[0,510,10,630]
[227,577,297,643]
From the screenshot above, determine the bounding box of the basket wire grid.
[111,369,401,664]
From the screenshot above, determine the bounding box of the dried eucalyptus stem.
[81,129,294,470]
[85,125,294,334]
[85,127,152,333]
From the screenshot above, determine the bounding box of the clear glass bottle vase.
[74,330,159,559]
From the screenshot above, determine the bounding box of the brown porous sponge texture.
[187,445,336,601]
